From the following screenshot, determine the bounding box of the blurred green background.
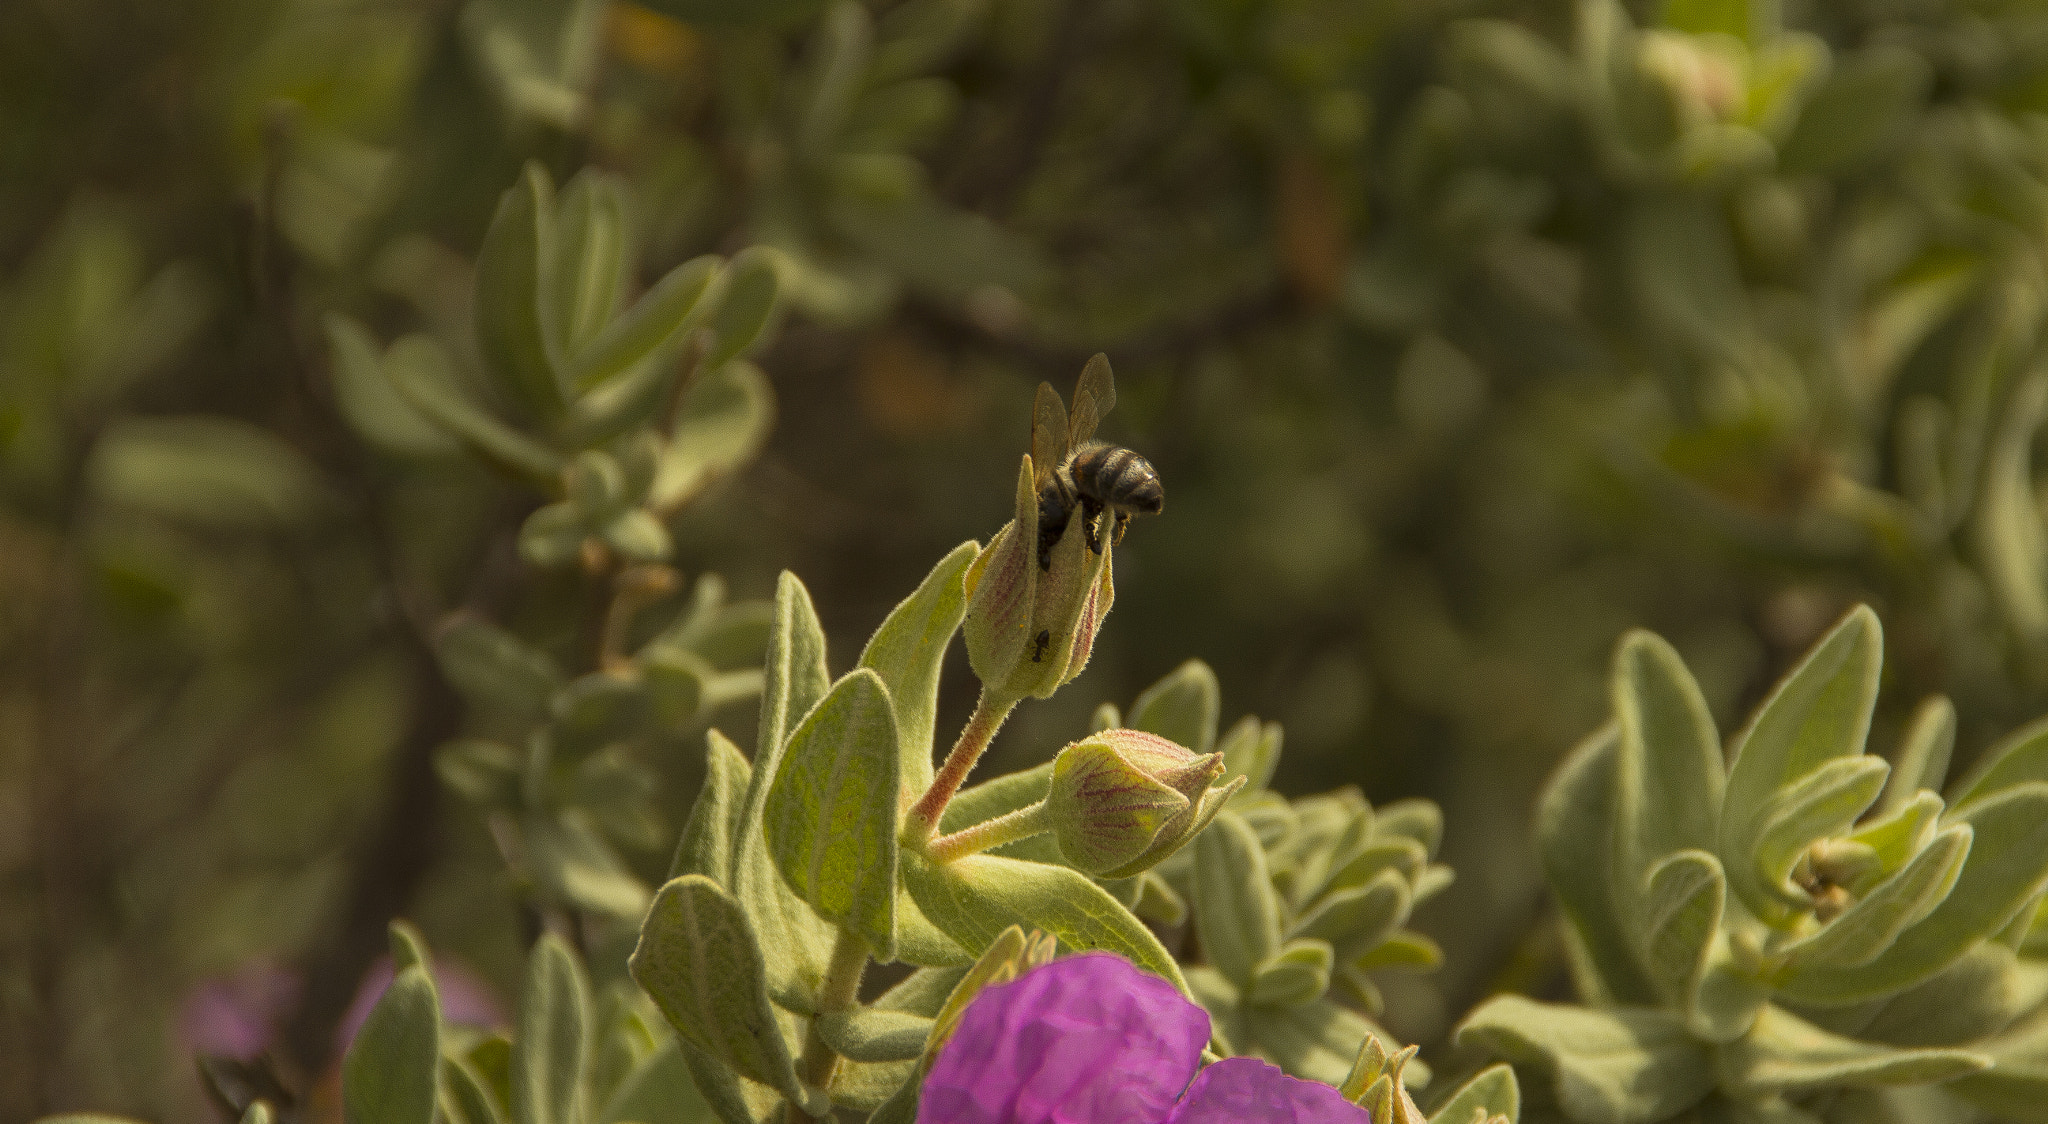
[8,0,2048,1119]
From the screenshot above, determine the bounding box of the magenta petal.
[1161,1057,1371,1124]
[918,952,1210,1124]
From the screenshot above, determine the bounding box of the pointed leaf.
[570,255,723,392]
[475,162,564,422]
[1249,938,1335,1007]
[900,850,1186,992]
[1721,608,1882,918]
[1746,756,1891,920]
[702,247,780,369]
[654,361,775,510]
[1612,632,1724,898]
[765,668,901,958]
[1781,824,1970,971]
[1290,870,1408,958]
[671,730,751,882]
[630,875,808,1102]
[513,935,591,1124]
[1540,728,1660,1005]
[814,1008,932,1063]
[1427,1064,1519,1124]
[1192,811,1283,989]
[549,171,628,362]
[1717,1004,1987,1093]
[1456,998,1713,1124]
[343,963,441,1124]
[1882,696,1955,813]
[1129,660,1222,754]
[859,540,977,799]
[1640,850,1723,1013]
[1948,716,2048,815]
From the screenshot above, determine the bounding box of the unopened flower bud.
[963,455,1115,702]
[1046,729,1243,878]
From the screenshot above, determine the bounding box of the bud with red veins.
[963,454,1115,704]
[1047,729,1244,878]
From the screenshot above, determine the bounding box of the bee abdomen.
[1070,442,1164,515]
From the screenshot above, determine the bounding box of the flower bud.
[1046,729,1243,878]
[963,455,1115,702]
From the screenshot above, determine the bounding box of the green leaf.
[525,811,651,920]
[1780,824,1969,971]
[1455,998,1713,1124]
[1882,696,1956,814]
[1427,1063,1519,1124]
[445,1055,507,1124]
[1216,716,1281,802]
[728,573,838,994]
[630,875,811,1106]
[594,1041,712,1124]
[702,247,781,370]
[1717,1004,1988,1093]
[1242,998,1397,1090]
[324,314,457,457]
[1858,943,2039,1048]
[570,255,721,392]
[1249,938,1335,1007]
[1948,715,2048,815]
[512,935,591,1124]
[859,540,977,798]
[1289,870,1408,960]
[1540,727,1659,1005]
[1192,811,1283,989]
[88,416,325,529]
[1779,782,2048,1004]
[1720,608,1883,922]
[433,614,564,727]
[1611,631,1723,897]
[814,1008,933,1062]
[765,668,902,958]
[653,361,775,510]
[388,920,431,976]
[1129,659,1222,754]
[671,730,751,882]
[380,333,563,482]
[343,963,441,1124]
[1662,0,1756,41]
[1850,790,1943,874]
[677,1037,783,1124]
[1374,799,1444,856]
[900,850,1187,993]
[1639,850,1723,1014]
[475,162,566,422]
[437,739,523,808]
[1748,756,1890,918]
[548,171,628,363]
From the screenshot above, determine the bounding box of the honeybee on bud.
[1031,355,1165,569]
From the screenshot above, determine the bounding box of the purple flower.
[918,952,1370,1124]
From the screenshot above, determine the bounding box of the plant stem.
[926,800,1054,864]
[903,689,1018,847]
[788,928,871,1123]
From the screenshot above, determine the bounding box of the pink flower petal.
[918,952,1209,1124]
[1161,1057,1371,1124]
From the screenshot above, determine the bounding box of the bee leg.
[1080,497,1106,554]
[1112,511,1130,544]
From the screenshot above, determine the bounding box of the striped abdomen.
[1068,442,1164,516]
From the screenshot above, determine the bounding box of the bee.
[1031,355,1165,570]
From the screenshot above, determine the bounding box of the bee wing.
[1031,382,1068,488]
[1068,353,1116,448]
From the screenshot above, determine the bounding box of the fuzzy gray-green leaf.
[1720,608,1882,919]
[1778,782,2048,1004]
[569,254,720,391]
[814,1008,933,1063]
[1747,755,1890,920]
[900,850,1187,993]
[1129,659,1222,755]
[1289,869,1408,960]
[1781,824,1969,971]
[475,162,564,423]
[1640,849,1723,1013]
[1456,997,1712,1124]
[859,540,977,799]
[703,247,780,370]
[630,875,807,1102]
[1947,715,2048,815]
[1612,631,1724,896]
[513,934,591,1124]
[670,729,751,882]
[1716,1003,1988,1093]
[1427,1063,1519,1124]
[1882,696,1956,814]
[765,668,901,958]
[1541,727,1660,1005]
[343,963,440,1124]
[1192,811,1283,989]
